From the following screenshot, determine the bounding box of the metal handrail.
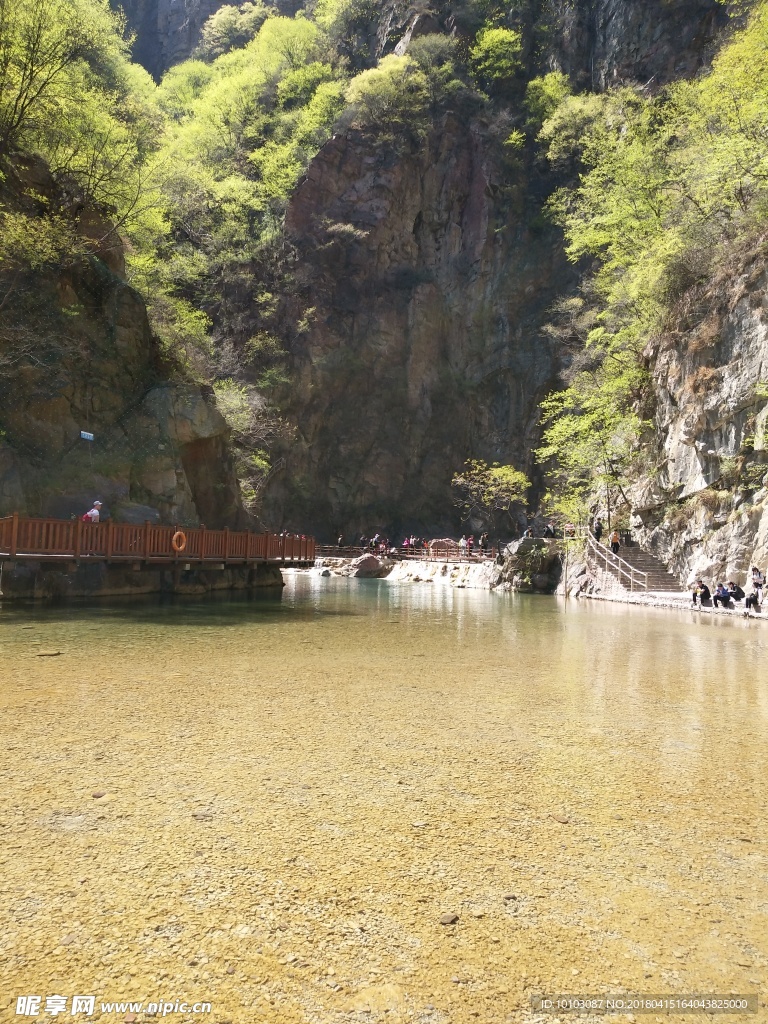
[584,531,648,592]
[315,544,498,563]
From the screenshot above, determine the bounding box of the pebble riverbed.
[1,578,766,1024]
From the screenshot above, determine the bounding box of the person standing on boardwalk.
[610,529,620,555]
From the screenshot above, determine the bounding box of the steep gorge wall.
[0,158,247,528]
[632,253,768,585]
[113,0,741,541]
[547,0,728,89]
[257,0,735,538]
[117,0,729,85]
[263,118,566,536]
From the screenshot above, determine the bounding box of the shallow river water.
[1,577,766,1024]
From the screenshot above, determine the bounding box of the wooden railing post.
[75,517,83,559]
[223,527,230,561]
[200,524,206,561]
[106,520,114,560]
[9,512,18,558]
[143,521,151,562]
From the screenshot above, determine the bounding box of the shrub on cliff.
[343,55,429,133]
[468,27,523,95]
[195,2,271,61]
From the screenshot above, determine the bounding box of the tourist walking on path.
[610,529,620,555]
[459,535,467,559]
[82,500,102,523]
[593,519,603,543]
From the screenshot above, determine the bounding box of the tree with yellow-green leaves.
[452,460,530,533]
[535,0,768,521]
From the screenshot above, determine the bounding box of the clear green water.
[1,578,766,1023]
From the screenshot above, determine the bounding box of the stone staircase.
[604,542,685,594]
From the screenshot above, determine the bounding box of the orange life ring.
[171,530,187,553]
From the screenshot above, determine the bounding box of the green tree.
[524,70,571,131]
[468,27,523,93]
[0,0,129,150]
[343,54,429,132]
[452,459,530,531]
[535,0,768,520]
[195,2,270,61]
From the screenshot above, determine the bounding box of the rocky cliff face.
[258,0,736,538]
[547,0,729,89]
[0,158,247,528]
[631,251,768,585]
[117,0,225,79]
[112,0,743,543]
[263,118,567,536]
[117,0,731,84]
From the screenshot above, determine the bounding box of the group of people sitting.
[692,566,765,611]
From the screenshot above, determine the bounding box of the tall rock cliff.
[112,0,741,540]
[0,157,247,528]
[546,0,728,88]
[263,118,565,535]
[256,0,735,537]
[632,250,768,585]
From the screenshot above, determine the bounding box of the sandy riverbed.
[1,580,765,1024]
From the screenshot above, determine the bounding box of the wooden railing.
[0,514,315,566]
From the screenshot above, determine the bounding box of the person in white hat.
[83,500,103,523]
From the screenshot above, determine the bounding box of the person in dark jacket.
[728,581,745,602]
[593,520,603,543]
[692,580,711,606]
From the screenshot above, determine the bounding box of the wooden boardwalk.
[0,514,315,567]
